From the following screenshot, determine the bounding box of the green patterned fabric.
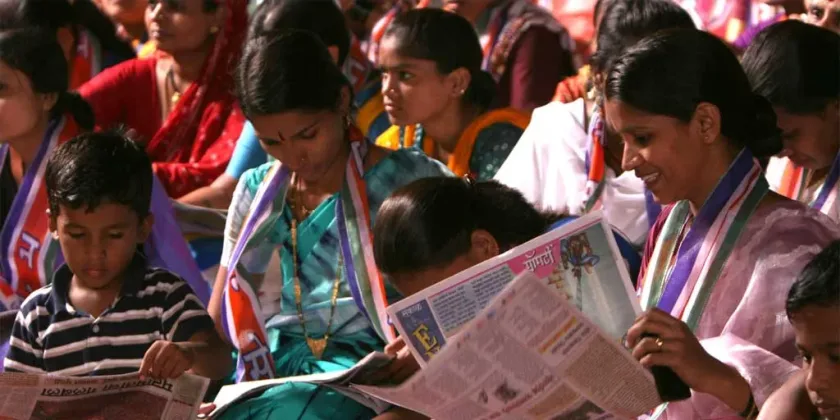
[218,148,450,420]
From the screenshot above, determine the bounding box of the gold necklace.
[290,175,342,359]
[166,67,182,106]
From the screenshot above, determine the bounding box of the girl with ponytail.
[0,0,135,88]
[374,8,530,181]
[0,29,208,362]
[603,29,840,418]
[0,27,95,313]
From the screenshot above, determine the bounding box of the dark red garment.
[493,25,576,112]
[78,0,248,198]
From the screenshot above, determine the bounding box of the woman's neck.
[422,102,481,154]
[123,23,147,43]
[685,146,741,215]
[169,43,213,83]
[299,142,351,197]
[7,115,50,177]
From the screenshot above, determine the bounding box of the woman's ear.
[467,229,500,263]
[339,85,352,116]
[692,102,722,145]
[447,67,472,98]
[326,46,340,65]
[210,3,225,33]
[138,213,154,243]
[41,93,59,113]
[56,26,75,63]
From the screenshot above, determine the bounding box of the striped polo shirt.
[3,254,215,376]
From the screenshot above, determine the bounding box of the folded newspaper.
[0,372,209,420]
[209,352,396,418]
[211,213,661,419]
[170,201,228,239]
[355,270,661,419]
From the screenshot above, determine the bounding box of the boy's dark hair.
[787,240,840,316]
[251,0,350,67]
[373,177,562,275]
[46,130,153,218]
[742,20,840,115]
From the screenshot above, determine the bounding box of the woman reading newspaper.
[607,29,840,418]
[206,30,449,420]
[370,177,642,391]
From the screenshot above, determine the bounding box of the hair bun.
[743,93,782,159]
[466,70,497,111]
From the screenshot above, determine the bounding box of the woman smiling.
[607,29,840,418]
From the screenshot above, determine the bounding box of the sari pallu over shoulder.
[144,0,249,197]
[481,0,578,82]
[0,116,209,312]
[768,154,840,222]
[375,108,531,178]
[221,128,395,382]
[636,150,840,418]
[0,118,76,312]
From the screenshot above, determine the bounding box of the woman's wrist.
[698,361,754,415]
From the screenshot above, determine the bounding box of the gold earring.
[210,26,220,34]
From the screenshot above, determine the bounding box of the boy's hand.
[139,340,195,380]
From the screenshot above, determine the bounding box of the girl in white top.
[495,0,696,248]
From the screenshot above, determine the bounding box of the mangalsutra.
[166,67,182,105]
[290,174,341,359]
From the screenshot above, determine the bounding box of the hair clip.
[463,174,476,187]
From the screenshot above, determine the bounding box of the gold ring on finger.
[655,337,664,352]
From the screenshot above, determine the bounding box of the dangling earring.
[344,114,352,128]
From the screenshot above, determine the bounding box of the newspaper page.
[210,352,395,418]
[355,271,661,419]
[0,372,209,420]
[171,201,228,238]
[387,212,640,366]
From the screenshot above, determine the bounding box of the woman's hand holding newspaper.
[362,337,420,386]
[626,308,753,412]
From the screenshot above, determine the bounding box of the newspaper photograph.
[387,212,640,365]
[0,372,209,420]
[355,271,661,419]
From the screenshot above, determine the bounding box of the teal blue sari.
[218,148,449,419]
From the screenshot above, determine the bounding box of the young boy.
[759,240,840,420]
[3,131,231,380]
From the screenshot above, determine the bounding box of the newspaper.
[208,214,660,419]
[209,352,395,419]
[387,212,641,366]
[171,201,228,239]
[355,271,662,419]
[0,372,209,420]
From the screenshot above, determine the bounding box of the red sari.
[79,0,248,198]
